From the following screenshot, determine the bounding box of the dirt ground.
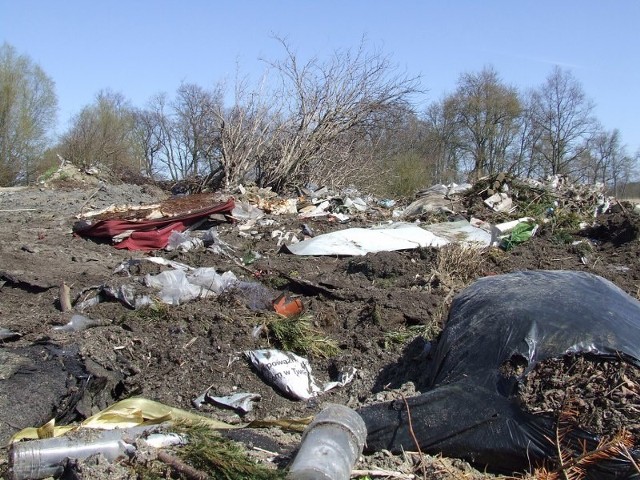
[1,172,639,479]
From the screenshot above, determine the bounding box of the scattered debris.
[401,183,471,218]
[0,327,21,341]
[245,349,322,400]
[483,191,513,212]
[166,230,205,252]
[10,397,233,442]
[9,425,186,480]
[2,170,637,480]
[144,268,238,305]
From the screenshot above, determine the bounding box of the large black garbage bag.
[359,270,640,479]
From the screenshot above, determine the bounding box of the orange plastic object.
[272,294,304,317]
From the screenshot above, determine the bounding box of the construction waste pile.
[1,170,639,480]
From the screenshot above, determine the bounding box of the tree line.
[1,40,637,197]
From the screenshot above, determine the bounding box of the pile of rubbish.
[4,172,636,480]
[72,173,615,257]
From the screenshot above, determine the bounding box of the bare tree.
[134,94,175,180]
[589,129,638,196]
[530,66,597,176]
[132,106,163,179]
[447,66,521,179]
[255,37,421,192]
[577,128,622,185]
[508,91,545,179]
[137,87,224,183]
[422,98,461,183]
[0,43,57,185]
[172,83,222,179]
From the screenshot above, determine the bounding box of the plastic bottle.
[287,404,367,480]
[9,426,184,480]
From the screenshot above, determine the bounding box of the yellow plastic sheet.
[10,397,312,443]
[10,397,233,443]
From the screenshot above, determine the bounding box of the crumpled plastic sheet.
[144,268,238,305]
[192,391,262,414]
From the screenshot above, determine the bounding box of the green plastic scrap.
[501,222,537,251]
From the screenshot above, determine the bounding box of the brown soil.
[1,177,639,479]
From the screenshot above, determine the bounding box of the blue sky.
[2,1,639,155]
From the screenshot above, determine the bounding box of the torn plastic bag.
[145,270,205,305]
[359,270,640,479]
[286,221,491,256]
[144,268,238,305]
[74,283,152,311]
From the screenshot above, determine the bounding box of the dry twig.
[351,469,415,479]
[399,393,427,479]
[548,394,637,480]
[156,450,208,480]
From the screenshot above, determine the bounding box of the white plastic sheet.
[285,221,491,256]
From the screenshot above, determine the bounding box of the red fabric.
[115,221,189,250]
[75,198,235,251]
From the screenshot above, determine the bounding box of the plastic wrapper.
[245,349,355,401]
[246,349,322,400]
[0,327,20,341]
[359,270,640,479]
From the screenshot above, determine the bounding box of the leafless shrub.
[255,36,421,192]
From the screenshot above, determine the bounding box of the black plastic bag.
[359,270,640,479]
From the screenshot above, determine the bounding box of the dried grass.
[427,244,486,324]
